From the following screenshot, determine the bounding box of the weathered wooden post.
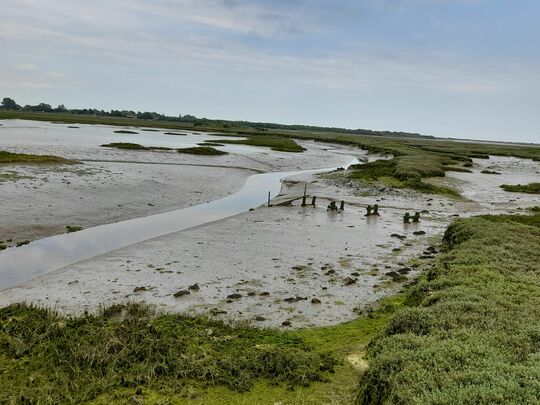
[373,204,380,216]
[340,200,345,211]
[365,205,372,216]
[403,212,410,223]
[311,196,317,206]
[412,212,421,223]
[267,191,271,207]
[301,184,308,207]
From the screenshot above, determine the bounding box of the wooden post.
[412,212,421,223]
[267,191,271,207]
[311,196,317,206]
[373,204,380,216]
[365,205,372,216]
[340,200,345,211]
[403,212,410,223]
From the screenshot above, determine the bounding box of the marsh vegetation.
[357,214,540,404]
[176,146,228,155]
[0,150,73,164]
[501,182,540,194]
[0,303,336,403]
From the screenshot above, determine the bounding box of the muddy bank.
[0,162,252,243]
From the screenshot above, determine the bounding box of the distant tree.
[37,103,52,112]
[55,104,67,113]
[1,97,19,110]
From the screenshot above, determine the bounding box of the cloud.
[16,64,37,71]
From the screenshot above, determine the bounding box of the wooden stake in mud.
[373,204,380,216]
[301,184,308,206]
[267,191,271,207]
[340,200,345,211]
[311,196,317,206]
[365,205,372,216]
[403,212,411,223]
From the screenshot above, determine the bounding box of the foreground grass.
[0,295,407,404]
[0,150,73,164]
[357,213,540,404]
[88,296,405,404]
[0,304,338,403]
[501,182,540,194]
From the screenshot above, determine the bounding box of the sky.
[1,0,539,143]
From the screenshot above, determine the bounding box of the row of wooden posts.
[267,186,421,223]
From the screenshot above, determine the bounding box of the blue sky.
[1,0,539,142]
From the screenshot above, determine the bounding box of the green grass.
[357,213,540,404]
[346,157,461,197]
[101,142,149,150]
[0,150,73,164]
[211,136,305,153]
[101,143,173,151]
[66,225,83,233]
[0,303,338,403]
[177,146,228,155]
[501,182,540,194]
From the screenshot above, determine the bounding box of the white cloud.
[16,64,38,71]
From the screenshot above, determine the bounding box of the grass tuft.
[212,136,305,153]
[0,150,73,164]
[501,182,540,194]
[101,142,149,150]
[177,146,228,155]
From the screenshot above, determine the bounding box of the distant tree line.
[1,96,434,139]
